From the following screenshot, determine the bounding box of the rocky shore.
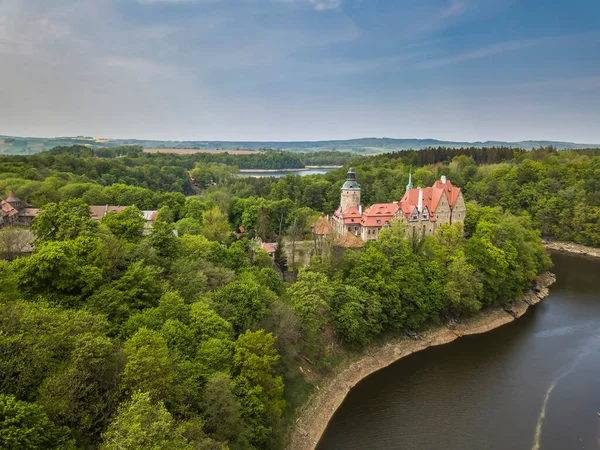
[544,241,600,259]
[288,272,556,450]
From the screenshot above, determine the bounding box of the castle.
[331,168,466,241]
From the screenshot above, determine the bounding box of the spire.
[405,167,413,193]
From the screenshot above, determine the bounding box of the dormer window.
[377,220,381,224]
[410,208,419,222]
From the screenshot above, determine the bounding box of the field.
[143,148,263,155]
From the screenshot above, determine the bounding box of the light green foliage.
[202,206,231,242]
[213,275,269,333]
[0,395,75,450]
[122,328,178,406]
[233,330,285,448]
[175,217,203,236]
[149,220,180,259]
[101,206,146,241]
[12,237,103,304]
[31,198,98,243]
[100,391,191,450]
[287,270,332,346]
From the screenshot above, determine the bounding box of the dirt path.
[544,241,600,259]
[288,272,556,450]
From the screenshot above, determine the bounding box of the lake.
[238,168,336,178]
[317,252,600,450]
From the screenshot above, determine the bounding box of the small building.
[260,242,276,258]
[0,192,40,229]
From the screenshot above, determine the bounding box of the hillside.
[1,135,599,155]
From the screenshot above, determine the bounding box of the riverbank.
[544,241,600,259]
[288,272,556,450]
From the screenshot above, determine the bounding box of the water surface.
[318,252,600,450]
[238,168,335,178]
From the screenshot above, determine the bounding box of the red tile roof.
[398,178,461,221]
[360,203,399,227]
[89,205,128,220]
[19,208,40,217]
[312,216,332,236]
[260,242,275,254]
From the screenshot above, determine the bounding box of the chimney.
[441,175,447,184]
[359,205,362,215]
[417,187,423,212]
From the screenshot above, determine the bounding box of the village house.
[331,168,466,242]
[0,192,40,229]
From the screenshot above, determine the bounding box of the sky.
[1,0,600,143]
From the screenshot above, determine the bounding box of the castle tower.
[340,167,361,213]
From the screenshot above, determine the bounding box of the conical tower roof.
[6,191,21,203]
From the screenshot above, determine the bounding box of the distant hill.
[1,135,598,155]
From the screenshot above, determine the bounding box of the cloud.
[439,0,467,19]
[309,0,341,10]
[413,38,540,69]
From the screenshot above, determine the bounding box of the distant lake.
[238,167,337,178]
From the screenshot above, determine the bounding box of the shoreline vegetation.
[288,272,556,450]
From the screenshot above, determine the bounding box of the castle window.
[422,207,429,221]
[410,209,419,222]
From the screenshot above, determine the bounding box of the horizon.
[2,0,599,142]
[3,133,600,147]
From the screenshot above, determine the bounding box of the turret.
[340,167,361,213]
[405,167,413,193]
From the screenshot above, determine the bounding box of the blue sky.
[1,0,599,142]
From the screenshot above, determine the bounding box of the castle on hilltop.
[331,168,466,241]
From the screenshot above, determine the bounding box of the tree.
[12,237,103,305]
[202,206,230,242]
[100,206,145,242]
[31,199,98,243]
[0,227,33,261]
[232,330,285,448]
[149,220,180,259]
[122,328,178,406]
[202,373,249,447]
[273,236,287,272]
[100,391,191,450]
[0,395,75,450]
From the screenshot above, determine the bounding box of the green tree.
[122,328,178,405]
[202,206,230,242]
[100,391,191,450]
[0,395,75,450]
[31,199,98,243]
[100,206,145,241]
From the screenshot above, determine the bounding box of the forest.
[1,144,598,449]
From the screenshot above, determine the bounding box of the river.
[317,252,600,450]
